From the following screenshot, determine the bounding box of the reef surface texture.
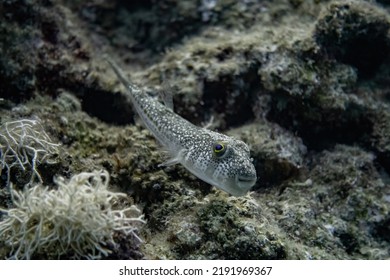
[0,0,390,259]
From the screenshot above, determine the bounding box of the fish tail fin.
[105,56,140,94]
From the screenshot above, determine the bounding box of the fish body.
[108,60,257,196]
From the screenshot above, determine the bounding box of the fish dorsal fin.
[159,80,174,111]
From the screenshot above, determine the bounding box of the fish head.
[185,132,257,196]
[210,137,257,196]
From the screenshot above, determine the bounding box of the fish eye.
[213,141,227,158]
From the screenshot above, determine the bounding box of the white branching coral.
[0,170,145,259]
[0,119,60,186]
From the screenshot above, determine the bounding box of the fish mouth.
[236,175,257,189]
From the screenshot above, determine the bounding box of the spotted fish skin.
[108,60,257,196]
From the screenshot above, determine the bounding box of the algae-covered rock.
[314,0,390,78]
[371,108,390,173]
[307,145,390,258]
[259,144,390,259]
[144,192,287,260]
[196,196,286,259]
[228,122,307,187]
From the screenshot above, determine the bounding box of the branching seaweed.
[0,170,145,259]
[0,119,60,187]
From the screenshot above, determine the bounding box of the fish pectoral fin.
[158,149,186,167]
[158,157,180,167]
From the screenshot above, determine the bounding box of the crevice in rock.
[267,97,373,151]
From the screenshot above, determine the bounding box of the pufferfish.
[107,60,257,196]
